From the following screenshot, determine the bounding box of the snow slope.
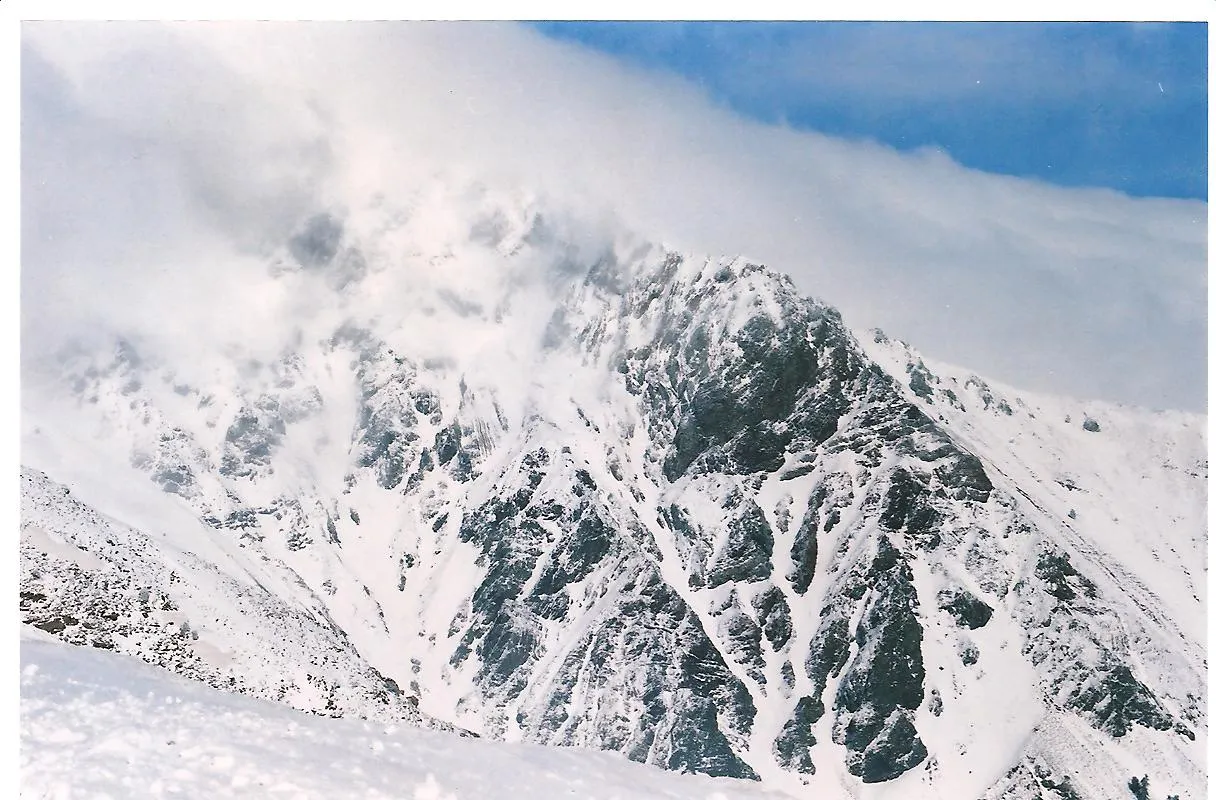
[19,184,1206,799]
[19,625,795,800]
[863,332,1206,651]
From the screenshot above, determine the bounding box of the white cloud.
[21,21,1206,409]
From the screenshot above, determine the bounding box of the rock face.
[20,205,1207,799]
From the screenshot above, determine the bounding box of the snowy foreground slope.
[20,189,1206,799]
[20,625,792,800]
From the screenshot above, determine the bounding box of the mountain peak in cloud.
[21,21,1206,410]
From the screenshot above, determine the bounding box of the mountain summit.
[20,189,1206,799]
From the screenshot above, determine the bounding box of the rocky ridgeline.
[21,226,1204,798]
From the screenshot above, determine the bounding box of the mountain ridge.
[19,203,1206,799]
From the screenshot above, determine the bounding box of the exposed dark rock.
[774,695,822,774]
[220,404,285,478]
[751,586,792,650]
[345,341,422,491]
[852,708,928,783]
[932,451,993,503]
[806,615,851,695]
[1072,663,1176,738]
[833,537,927,782]
[223,508,259,531]
[780,660,796,692]
[788,487,822,595]
[434,422,462,466]
[528,511,614,609]
[907,360,936,402]
[452,450,475,482]
[939,588,993,629]
[879,468,941,549]
[667,692,759,779]
[32,614,79,634]
[706,495,774,589]
[661,309,823,480]
[720,600,766,685]
[412,389,440,415]
[1036,551,1097,603]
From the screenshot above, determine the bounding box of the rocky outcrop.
[21,239,1205,799]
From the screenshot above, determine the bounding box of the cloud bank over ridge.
[21,22,1206,410]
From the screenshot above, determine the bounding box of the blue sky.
[532,22,1207,200]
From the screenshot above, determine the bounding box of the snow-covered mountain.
[20,186,1206,799]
